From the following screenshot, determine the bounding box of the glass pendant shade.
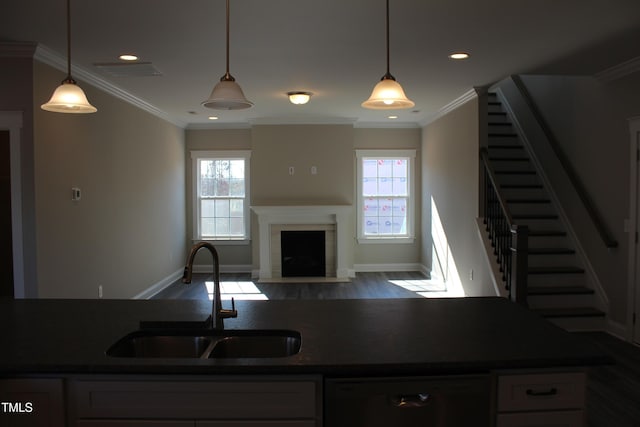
[202,76,253,110]
[41,80,97,113]
[362,76,415,109]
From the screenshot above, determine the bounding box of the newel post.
[510,225,529,306]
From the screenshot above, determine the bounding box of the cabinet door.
[78,422,192,427]
[497,410,584,427]
[0,378,65,427]
[197,422,315,427]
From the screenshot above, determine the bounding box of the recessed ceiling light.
[388,115,398,119]
[448,52,470,60]
[208,116,219,120]
[119,54,139,61]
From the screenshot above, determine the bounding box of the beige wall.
[422,98,495,296]
[185,125,423,274]
[33,62,186,298]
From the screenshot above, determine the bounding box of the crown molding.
[34,44,186,128]
[419,88,478,127]
[595,55,640,82]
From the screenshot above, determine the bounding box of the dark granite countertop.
[0,297,609,376]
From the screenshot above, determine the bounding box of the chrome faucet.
[182,242,237,330]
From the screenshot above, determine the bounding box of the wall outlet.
[288,166,295,175]
[98,285,103,299]
[469,269,474,281]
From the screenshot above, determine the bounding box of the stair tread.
[529,247,576,255]
[528,230,567,236]
[528,285,594,295]
[528,266,585,274]
[489,157,530,161]
[513,213,558,219]
[489,145,523,150]
[532,307,605,318]
[502,184,543,189]
[496,170,536,175]
[507,198,550,203]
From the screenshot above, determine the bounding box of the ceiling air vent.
[93,62,163,77]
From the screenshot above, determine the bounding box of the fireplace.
[251,205,352,281]
[281,230,326,277]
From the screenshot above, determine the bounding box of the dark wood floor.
[152,271,441,300]
[153,272,640,426]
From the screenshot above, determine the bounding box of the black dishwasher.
[325,375,491,427]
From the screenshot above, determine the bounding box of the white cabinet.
[496,371,586,427]
[0,378,65,427]
[68,375,321,427]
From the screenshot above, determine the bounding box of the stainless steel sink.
[206,331,301,358]
[106,329,301,359]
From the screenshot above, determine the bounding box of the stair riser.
[527,293,595,309]
[527,273,586,287]
[488,104,505,114]
[512,218,564,230]
[500,187,548,199]
[488,125,516,134]
[487,114,510,124]
[527,254,579,268]
[542,315,605,332]
[507,203,555,216]
[528,236,572,249]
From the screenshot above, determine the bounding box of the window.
[356,149,415,243]
[191,151,250,241]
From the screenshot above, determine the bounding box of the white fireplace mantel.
[251,205,352,280]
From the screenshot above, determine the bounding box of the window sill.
[357,237,415,245]
[192,238,251,246]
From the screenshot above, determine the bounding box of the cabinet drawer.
[71,378,318,420]
[497,410,584,427]
[497,372,585,412]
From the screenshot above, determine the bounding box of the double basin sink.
[106,328,301,359]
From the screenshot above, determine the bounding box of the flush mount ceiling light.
[448,52,470,60]
[119,54,139,61]
[287,91,312,105]
[41,0,97,113]
[362,0,414,110]
[202,0,253,110]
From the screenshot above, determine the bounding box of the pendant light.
[202,0,253,110]
[41,0,97,114]
[362,0,414,110]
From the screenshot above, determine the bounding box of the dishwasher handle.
[389,393,432,408]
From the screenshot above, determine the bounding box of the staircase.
[485,92,605,331]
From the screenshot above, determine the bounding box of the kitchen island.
[0,297,609,426]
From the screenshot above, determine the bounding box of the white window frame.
[356,149,416,244]
[191,150,251,244]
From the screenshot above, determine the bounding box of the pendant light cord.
[385,0,390,77]
[64,0,75,83]
[221,0,235,82]
[382,0,395,81]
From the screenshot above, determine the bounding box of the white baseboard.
[133,268,184,300]
[192,264,254,274]
[354,263,428,275]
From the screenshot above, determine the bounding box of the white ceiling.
[3,0,640,128]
